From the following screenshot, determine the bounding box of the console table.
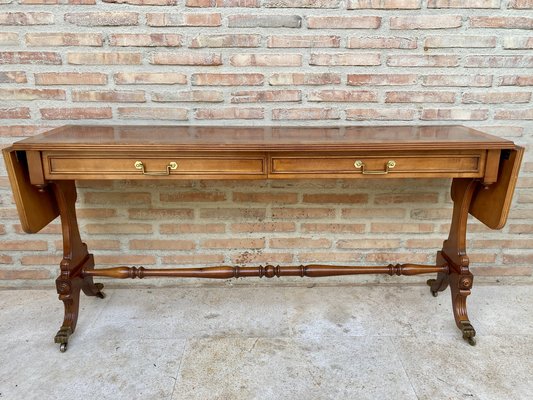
[3,125,523,352]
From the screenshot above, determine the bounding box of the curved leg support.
[51,181,104,352]
[438,178,479,345]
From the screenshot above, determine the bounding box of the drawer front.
[43,153,267,179]
[269,152,485,178]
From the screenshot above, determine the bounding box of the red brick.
[263,0,340,6]
[496,108,533,119]
[65,12,138,26]
[230,53,302,66]
[162,254,224,265]
[103,0,177,4]
[270,238,331,249]
[310,53,380,66]
[422,75,492,87]
[128,208,193,219]
[346,108,416,121]
[230,222,295,233]
[272,108,340,120]
[308,90,378,102]
[503,254,533,265]
[387,55,458,67]
[202,238,265,249]
[428,0,500,7]
[421,108,489,121]
[386,91,455,103]
[228,14,301,28]
[0,269,51,279]
[267,35,340,48]
[200,207,266,219]
[153,90,224,102]
[97,255,157,265]
[187,0,259,5]
[114,72,186,85]
[192,73,263,86]
[347,36,417,49]
[366,253,429,263]
[110,34,182,47]
[161,192,226,202]
[405,239,443,248]
[147,13,221,27]
[85,223,152,234]
[118,107,188,120]
[232,252,294,264]
[40,107,112,120]
[26,33,102,46]
[68,52,141,65]
[298,252,362,263]
[0,88,65,101]
[469,17,533,29]
[424,35,496,48]
[233,192,297,203]
[348,74,416,86]
[348,0,420,8]
[20,0,58,3]
[231,90,301,103]
[509,0,533,7]
[269,73,340,85]
[35,72,107,85]
[0,240,47,251]
[390,15,462,29]
[499,75,533,86]
[0,12,54,25]
[86,192,151,205]
[0,108,30,119]
[0,32,18,45]
[371,223,434,233]
[151,52,222,65]
[307,16,381,29]
[503,37,533,49]
[465,55,533,68]
[462,91,531,104]
[272,208,334,219]
[160,223,225,234]
[303,193,368,203]
[471,266,532,276]
[195,107,264,120]
[72,90,145,103]
[338,239,400,249]
[0,51,61,64]
[375,192,439,204]
[191,34,260,48]
[129,240,195,251]
[77,208,116,218]
[301,223,365,233]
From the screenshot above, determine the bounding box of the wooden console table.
[3,125,523,352]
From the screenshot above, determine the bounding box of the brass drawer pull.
[354,160,396,175]
[134,160,177,176]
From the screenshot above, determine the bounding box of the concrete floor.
[0,283,531,400]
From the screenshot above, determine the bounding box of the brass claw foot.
[426,279,439,297]
[94,283,106,299]
[461,321,476,346]
[54,326,72,352]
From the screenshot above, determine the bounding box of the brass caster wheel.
[59,343,68,353]
[427,279,438,297]
[466,337,476,346]
[96,291,106,299]
[431,290,438,297]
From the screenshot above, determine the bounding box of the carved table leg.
[427,251,450,297]
[432,178,478,345]
[52,181,105,352]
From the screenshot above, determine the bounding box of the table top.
[12,125,515,152]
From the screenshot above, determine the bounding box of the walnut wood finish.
[3,125,523,351]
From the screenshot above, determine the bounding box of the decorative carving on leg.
[450,272,476,345]
[51,181,105,352]
[436,178,479,345]
[427,251,450,297]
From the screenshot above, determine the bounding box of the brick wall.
[0,1,532,287]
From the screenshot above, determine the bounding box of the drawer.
[43,152,267,179]
[269,152,485,178]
